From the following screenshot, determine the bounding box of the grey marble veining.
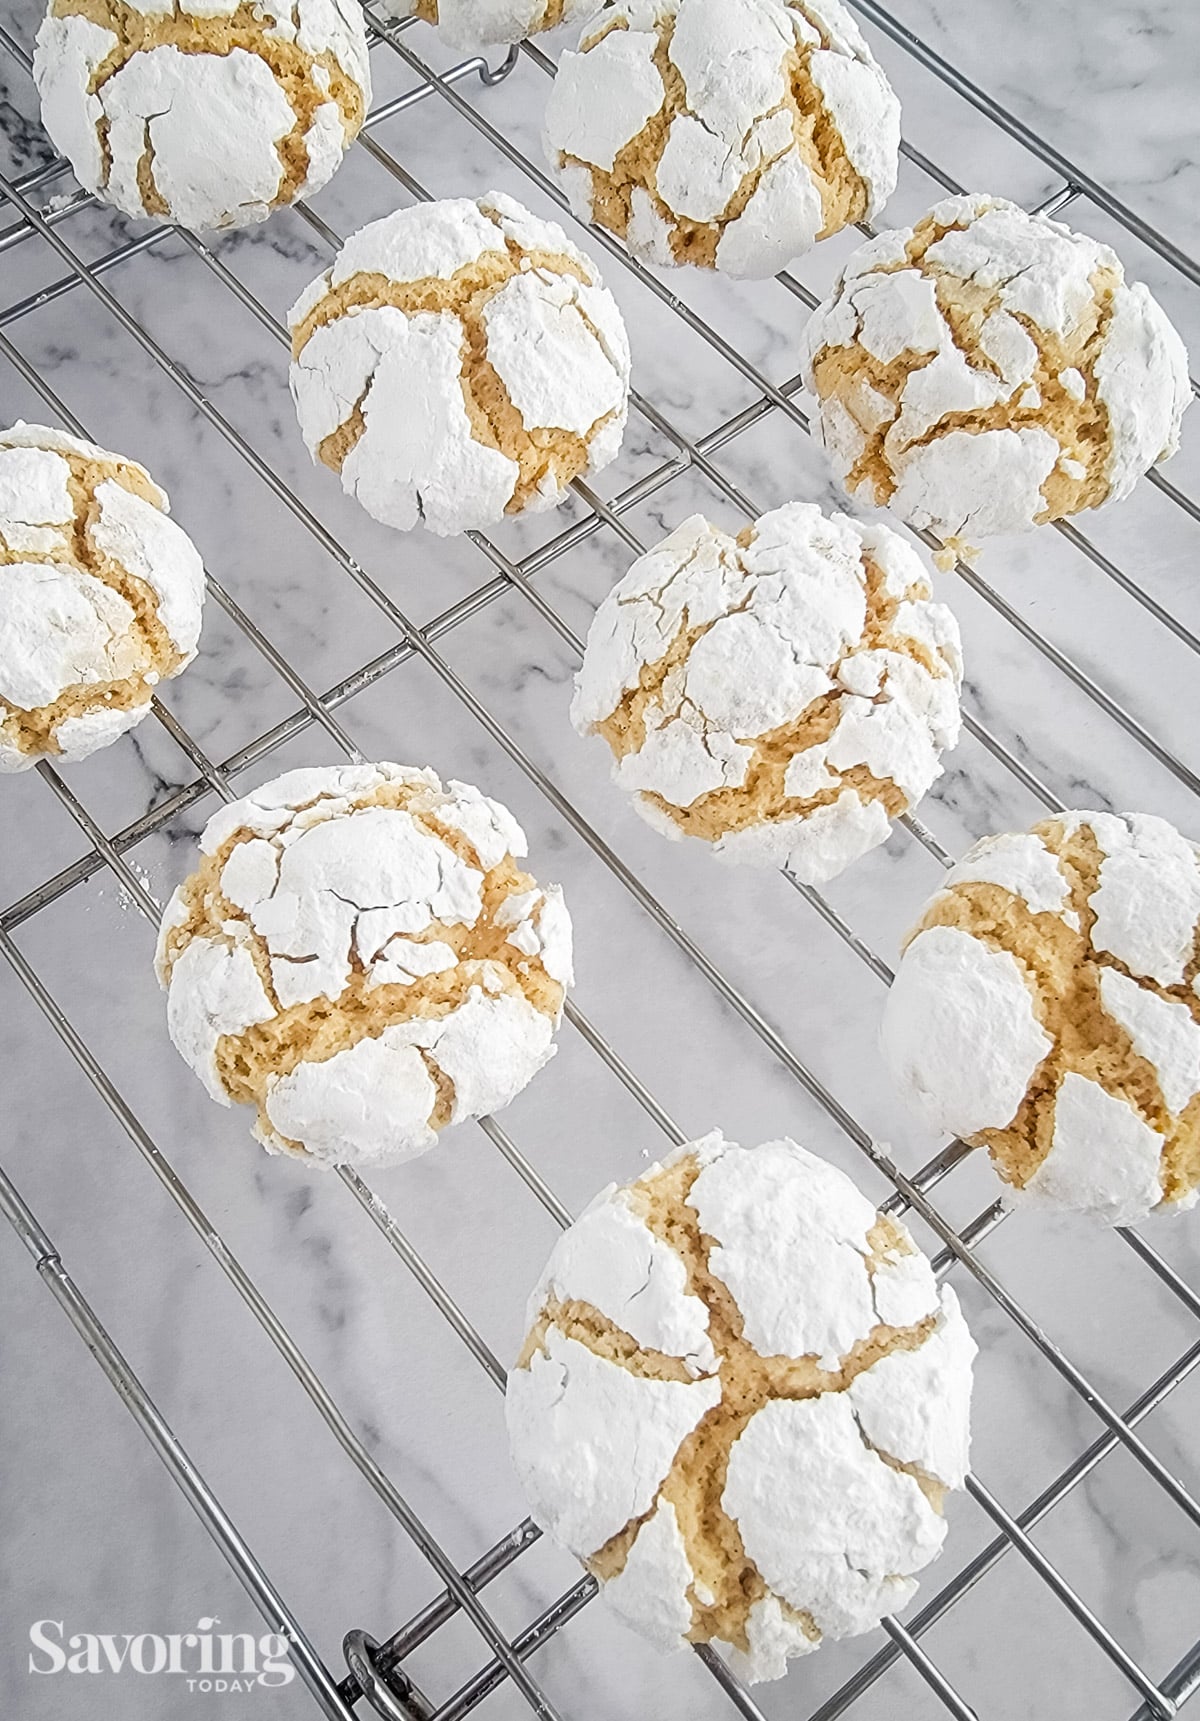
[1,3,1198,1719]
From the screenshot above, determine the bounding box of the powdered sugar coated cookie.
[156,762,573,1166]
[288,191,631,536]
[802,193,1190,547]
[34,0,371,231]
[881,812,1200,1225]
[544,0,900,278]
[572,502,962,884]
[0,421,204,772]
[389,0,603,47]
[507,1131,975,1679]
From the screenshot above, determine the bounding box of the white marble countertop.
[1,3,1198,1719]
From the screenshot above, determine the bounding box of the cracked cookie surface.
[506,1130,975,1681]
[33,0,370,231]
[881,812,1200,1225]
[543,0,900,279]
[572,501,962,884]
[155,761,573,1167]
[287,190,631,536]
[801,192,1191,546]
[387,0,602,48]
[0,421,205,772]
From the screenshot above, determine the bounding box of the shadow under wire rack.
[1,5,1199,1720]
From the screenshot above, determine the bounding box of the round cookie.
[392,0,603,48]
[288,191,631,536]
[571,502,962,884]
[543,0,900,279]
[155,763,573,1167]
[33,0,371,232]
[801,193,1191,546]
[881,812,1200,1226]
[506,1130,976,1680]
[0,422,205,772]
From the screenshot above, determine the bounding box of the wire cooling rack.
[1,5,1199,1719]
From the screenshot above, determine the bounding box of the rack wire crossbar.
[1,5,1199,1720]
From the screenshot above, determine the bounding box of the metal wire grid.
[0,5,1198,1718]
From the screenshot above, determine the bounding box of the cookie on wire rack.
[543,0,901,278]
[33,0,371,232]
[506,1130,976,1680]
[571,502,962,885]
[881,812,1200,1226]
[0,422,205,772]
[801,193,1191,550]
[388,0,604,47]
[156,763,573,1168]
[288,191,631,536]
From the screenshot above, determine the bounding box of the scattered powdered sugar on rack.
[385,0,603,48]
[155,762,573,1167]
[506,1130,975,1680]
[543,0,900,278]
[881,811,1200,1226]
[801,193,1191,547]
[33,0,371,232]
[572,502,962,884]
[287,190,631,536]
[0,421,205,772]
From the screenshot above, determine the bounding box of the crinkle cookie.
[506,1131,976,1681]
[288,191,631,536]
[155,763,573,1168]
[0,422,204,772]
[571,503,962,885]
[33,0,371,232]
[881,812,1200,1226]
[801,193,1191,546]
[392,0,603,48]
[543,0,900,279]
